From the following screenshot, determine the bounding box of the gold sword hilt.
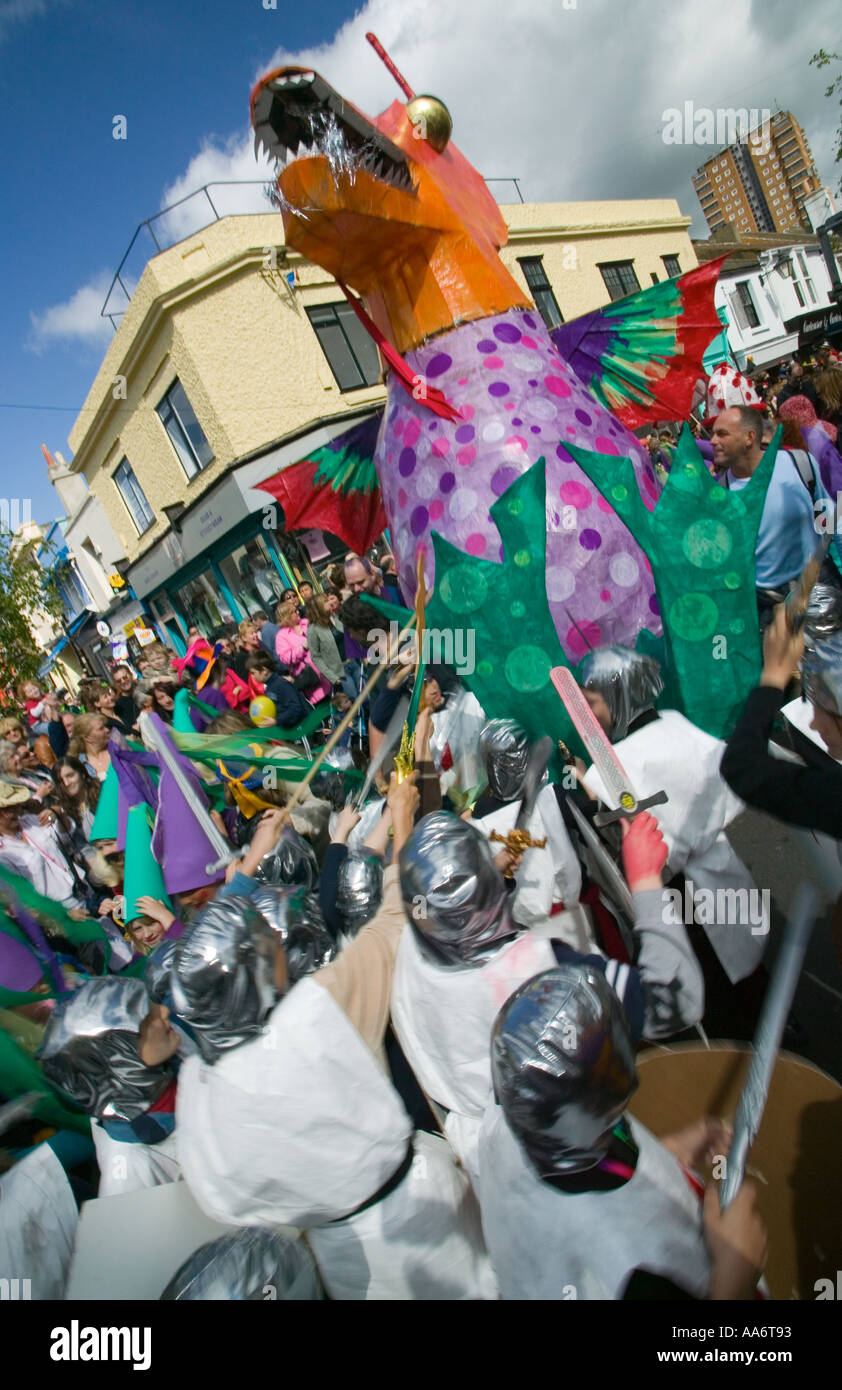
[489,828,548,877]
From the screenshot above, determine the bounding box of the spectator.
[816,368,842,437]
[51,756,102,839]
[68,713,112,781]
[711,404,839,629]
[111,665,140,733]
[777,360,817,410]
[0,717,26,747]
[0,741,52,798]
[274,601,331,704]
[0,781,84,909]
[16,680,49,735]
[147,682,179,726]
[80,679,133,737]
[244,652,313,730]
[344,554,401,606]
[304,595,345,689]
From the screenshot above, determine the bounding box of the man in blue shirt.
[711,404,839,625]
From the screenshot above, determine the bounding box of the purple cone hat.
[146,714,227,895]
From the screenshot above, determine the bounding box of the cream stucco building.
[58,195,696,650]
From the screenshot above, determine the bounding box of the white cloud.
[28,0,842,356]
[157,132,276,244]
[28,272,116,353]
[245,0,841,228]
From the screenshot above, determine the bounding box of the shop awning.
[38,636,68,676]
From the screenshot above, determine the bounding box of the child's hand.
[704,1181,767,1300]
[620,812,668,893]
[333,804,362,844]
[135,896,176,930]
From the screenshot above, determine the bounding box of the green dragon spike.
[567,424,778,738]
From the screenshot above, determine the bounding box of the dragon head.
[251,66,530,353]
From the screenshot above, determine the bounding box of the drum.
[629,1043,842,1301]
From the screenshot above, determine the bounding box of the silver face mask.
[399,811,516,968]
[491,965,638,1177]
[801,583,842,717]
[250,885,336,981]
[40,976,173,1122]
[254,824,319,891]
[478,719,531,802]
[579,646,663,742]
[160,1229,323,1301]
[335,852,383,937]
[169,896,280,1065]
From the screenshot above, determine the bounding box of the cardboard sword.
[719,881,817,1211]
[550,666,668,827]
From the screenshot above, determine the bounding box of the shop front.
[127,412,376,644]
[784,304,842,353]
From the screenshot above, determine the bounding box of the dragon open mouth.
[251,68,415,194]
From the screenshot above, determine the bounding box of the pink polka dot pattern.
[560,481,592,509]
[375,308,658,661]
[567,621,602,656]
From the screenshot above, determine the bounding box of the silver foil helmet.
[40,976,174,1122]
[399,811,516,968]
[170,896,279,1065]
[335,852,383,937]
[491,965,638,1176]
[160,1229,322,1301]
[254,824,319,891]
[801,583,842,717]
[578,646,663,742]
[144,938,179,1005]
[478,719,531,802]
[250,884,336,980]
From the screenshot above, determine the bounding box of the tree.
[810,50,842,196]
[0,527,63,705]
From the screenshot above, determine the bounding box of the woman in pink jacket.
[274,600,332,705]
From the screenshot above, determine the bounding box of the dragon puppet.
[249,44,769,749]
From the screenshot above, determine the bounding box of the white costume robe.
[472,785,587,947]
[583,709,767,982]
[176,976,494,1300]
[477,1106,711,1300]
[392,930,560,1184]
[392,892,702,1186]
[92,1121,182,1197]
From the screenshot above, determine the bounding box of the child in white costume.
[477,964,767,1300]
[579,646,768,986]
[169,795,495,1302]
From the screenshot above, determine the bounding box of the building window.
[113,457,155,535]
[731,280,761,330]
[662,255,681,278]
[57,563,90,618]
[796,252,817,304]
[517,257,564,329]
[598,261,641,302]
[156,379,214,479]
[305,302,382,391]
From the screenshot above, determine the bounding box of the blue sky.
[2,0,841,527]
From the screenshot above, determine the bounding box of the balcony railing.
[100,175,525,329]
